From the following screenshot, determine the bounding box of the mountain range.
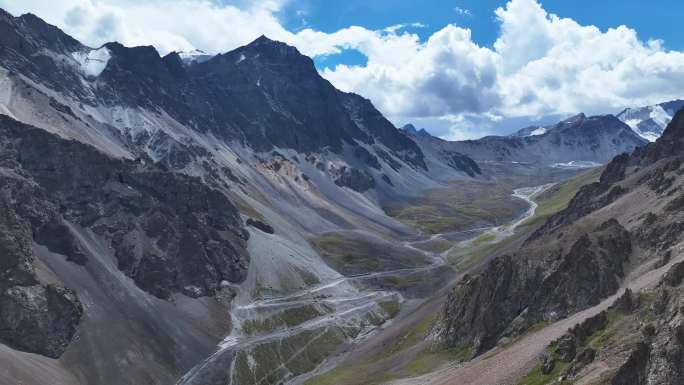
[0,8,683,385]
[438,107,684,385]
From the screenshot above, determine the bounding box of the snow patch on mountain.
[617,100,684,142]
[72,47,110,77]
[552,160,602,169]
[528,127,547,136]
[178,49,214,65]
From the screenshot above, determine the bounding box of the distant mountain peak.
[251,34,275,45]
[244,35,293,52]
[177,48,213,65]
[617,99,684,142]
[562,112,587,124]
[401,124,431,138]
[511,125,545,137]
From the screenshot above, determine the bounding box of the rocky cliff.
[440,107,684,358]
[0,114,249,363]
[0,8,468,385]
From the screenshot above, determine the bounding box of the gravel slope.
[388,242,684,385]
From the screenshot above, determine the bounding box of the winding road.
[181,183,558,385]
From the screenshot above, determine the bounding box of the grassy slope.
[304,312,470,385]
[309,231,430,276]
[450,167,602,271]
[518,300,645,385]
[385,180,529,234]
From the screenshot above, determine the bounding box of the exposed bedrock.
[441,219,632,355]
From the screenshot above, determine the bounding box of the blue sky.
[3,0,684,140]
[278,0,684,70]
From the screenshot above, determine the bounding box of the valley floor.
[299,171,595,385]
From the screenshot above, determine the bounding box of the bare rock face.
[245,218,275,234]
[441,107,684,369]
[441,219,632,355]
[0,284,83,358]
[0,169,83,358]
[442,150,482,177]
[603,285,684,385]
[334,166,376,192]
[0,115,250,301]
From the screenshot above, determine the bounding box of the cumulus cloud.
[0,0,293,54]
[321,25,501,120]
[321,0,684,139]
[2,0,684,139]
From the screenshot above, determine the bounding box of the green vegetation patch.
[385,180,529,234]
[449,167,602,271]
[518,358,571,385]
[310,232,429,276]
[242,303,332,334]
[523,167,602,229]
[305,309,471,385]
[235,326,353,385]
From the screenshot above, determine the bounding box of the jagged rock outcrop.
[2,9,426,169]
[0,115,250,300]
[441,107,684,368]
[246,218,275,234]
[560,275,684,385]
[0,168,83,358]
[0,284,82,358]
[334,166,376,192]
[442,150,482,177]
[441,218,632,355]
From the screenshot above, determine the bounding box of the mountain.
[0,9,477,385]
[177,49,214,65]
[408,113,647,167]
[0,8,669,385]
[438,106,684,383]
[510,125,547,137]
[401,123,432,138]
[617,99,684,142]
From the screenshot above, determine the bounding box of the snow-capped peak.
[178,49,214,65]
[617,100,684,142]
[72,47,110,78]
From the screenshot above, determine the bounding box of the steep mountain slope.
[408,113,647,167]
[0,7,662,385]
[0,8,474,385]
[0,114,249,384]
[439,105,684,379]
[617,99,684,142]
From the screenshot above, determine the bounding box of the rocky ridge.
[440,106,684,360]
[0,114,250,358]
[408,113,647,166]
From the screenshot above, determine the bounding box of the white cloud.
[3,0,684,139]
[321,25,501,120]
[321,0,684,139]
[454,6,472,17]
[0,0,294,55]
